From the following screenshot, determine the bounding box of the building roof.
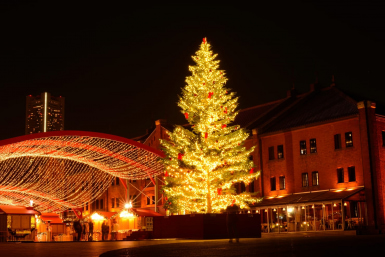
[233,99,285,129]
[40,213,63,224]
[132,86,361,139]
[0,205,39,215]
[252,187,364,208]
[260,87,359,134]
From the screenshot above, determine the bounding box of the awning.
[94,211,118,219]
[252,187,365,208]
[40,212,63,224]
[132,208,163,217]
[0,205,39,215]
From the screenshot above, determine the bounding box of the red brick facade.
[98,85,385,233]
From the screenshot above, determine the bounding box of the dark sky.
[0,2,384,140]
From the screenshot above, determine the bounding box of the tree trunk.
[206,173,212,213]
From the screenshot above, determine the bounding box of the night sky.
[1,2,384,140]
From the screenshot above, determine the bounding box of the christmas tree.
[160,38,261,214]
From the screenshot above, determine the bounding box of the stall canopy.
[40,213,63,224]
[94,211,118,220]
[0,131,165,213]
[253,187,365,208]
[132,208,163,217]
[0,205,39,215]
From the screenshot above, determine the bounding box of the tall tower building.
[25,92,65,134]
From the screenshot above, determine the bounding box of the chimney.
[155,119,167,126]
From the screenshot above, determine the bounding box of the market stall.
[36,213,68,242]
[0,205,39,242]
[90,211,117,241]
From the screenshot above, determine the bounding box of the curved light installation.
[0,131,164,212]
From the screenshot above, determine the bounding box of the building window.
[302,173,308,187]
[345,132,353,147]
[116,177,120,186]
[382,131,385,146]
[277,145,284,159]
[112,179,115,186]
[86,202,88,211]
[249,179,255,193]
[348,166,356,182]
[268,146,275,160]
[116,198,119,208]
[310,138,317,153]
[147,196,156,205]
[99,199,103,210]
[111,198,115,208]
[300,140,307,155]
[312,171,319,186]
[334,134,342,149]
[337,168,344,183]
[270,177,276,191]
[279,176,286,190]
[96,200,99,210]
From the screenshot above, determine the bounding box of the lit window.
[312,171,319,186]
[310,138,317,153]
[300,141,307,155]
[345,132,353,147]
[302,173,308,187]
[111,198,115,208]
[277,145,284,159]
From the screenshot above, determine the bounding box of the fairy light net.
[0,131,164,212]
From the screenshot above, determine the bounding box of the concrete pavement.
[0,232,383,257]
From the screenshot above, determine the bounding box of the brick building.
[93,82,384,234]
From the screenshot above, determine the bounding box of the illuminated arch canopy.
[0,131,164,212]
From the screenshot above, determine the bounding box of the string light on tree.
[160,38,262,214]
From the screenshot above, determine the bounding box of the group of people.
[101,220,119,241]
[71,220,94,241]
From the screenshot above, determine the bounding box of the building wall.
[375,116,385,231]
[260,116,364,197]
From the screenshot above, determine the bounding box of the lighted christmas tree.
[161,38,261,214]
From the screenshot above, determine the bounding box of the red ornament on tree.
[224,107,228,114]
[222,124,227,129]
[205,132,208,139]
[165,197,168,201]
[217,188,222,195]
[184,112,188,119]
[178,153,184,160]
[208,92,214,98]
[203,37,206,43]
[165,171,168,177]
[250,168,254,174]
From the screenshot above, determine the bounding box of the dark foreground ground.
[1,232,384,257]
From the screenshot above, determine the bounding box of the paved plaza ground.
[1,232,384,257]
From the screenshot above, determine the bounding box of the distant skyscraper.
[25,92,65,134]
